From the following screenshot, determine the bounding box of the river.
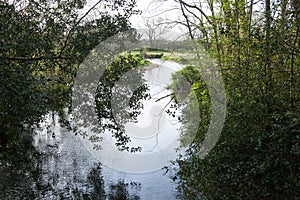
[0,59,184,199]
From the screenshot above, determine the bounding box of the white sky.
[81,0,185,39]
[129,0,186,40]
[130,0,179,28]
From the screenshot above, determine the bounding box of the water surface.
[0,59,183,199]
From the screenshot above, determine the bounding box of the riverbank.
[141,61,160,70]
[131,49,196,65]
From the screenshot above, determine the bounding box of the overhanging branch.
[0,55,74,61]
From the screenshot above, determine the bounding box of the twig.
[59,0,103,56]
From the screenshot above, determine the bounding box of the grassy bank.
[130,48,196,65]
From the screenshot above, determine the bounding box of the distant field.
[129,49,197,64]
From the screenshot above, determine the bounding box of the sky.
[130,0,178,28]
[129,0,186,40]
[82,0,188,40]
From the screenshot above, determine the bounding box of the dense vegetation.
[0,1,149,198]
[1,0,299,199]
[0,0,138,161]
[169,0,300,199]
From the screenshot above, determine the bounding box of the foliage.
[144,47,170,52]
[171,0,300,199]
[144,53,164,59]
[0,0,138,161]
[168,65,211,147]
[161,55,189,64]
[132,53,151,66]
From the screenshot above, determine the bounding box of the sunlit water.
[0,59,184,199]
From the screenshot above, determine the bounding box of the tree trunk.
[0,132,8,153]
[264,0,272,108]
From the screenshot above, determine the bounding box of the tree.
[0,0,138,161]
[168,0,300,198]
[143,18,170,49]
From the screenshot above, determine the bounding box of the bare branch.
[177,0,212,25]
[59,0,103,56]
[0,56,73,61]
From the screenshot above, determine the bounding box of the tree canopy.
[0,0,139,160]
[168,0,300,199]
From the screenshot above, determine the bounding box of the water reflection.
[80,59,186,174]
[0,59,181,199]
[0,121,142,199]
[95,58,150,152]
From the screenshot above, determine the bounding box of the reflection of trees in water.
[95,54,150,152]
[0,159,141,199]
[73,54,150,152]
[87,163,106,199]
[109,180,140,200]
[1,54,150,197]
